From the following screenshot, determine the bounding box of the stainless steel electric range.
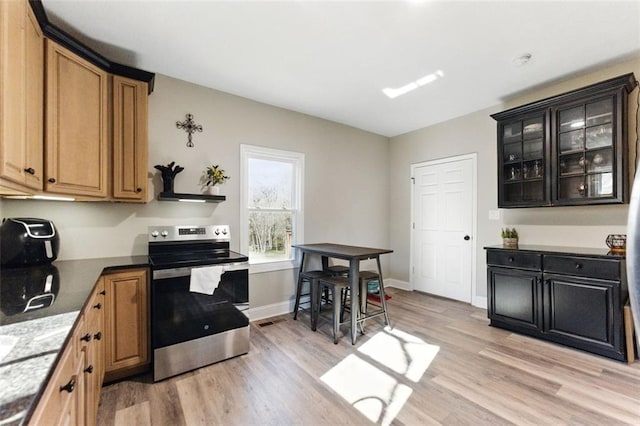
[148,225,249,382]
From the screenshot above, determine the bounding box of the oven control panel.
[148,225,230,242]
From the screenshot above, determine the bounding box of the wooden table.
[292,243,393,344]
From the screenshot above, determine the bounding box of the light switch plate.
[488,210,501,220]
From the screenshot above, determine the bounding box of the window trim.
[240,144,304,274]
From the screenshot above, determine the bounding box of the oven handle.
[153,261,249,280]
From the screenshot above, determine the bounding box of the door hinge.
[411,177,415,184]
[412,222,415,229]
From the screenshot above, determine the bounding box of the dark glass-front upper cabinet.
[492,73,636,208]
[498,110,550,207]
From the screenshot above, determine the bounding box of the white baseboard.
[473,296,487,309]
[248,300,291,322]
[385,278,412,291]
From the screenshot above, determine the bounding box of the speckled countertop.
[0,256,149,425]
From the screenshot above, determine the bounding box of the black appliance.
[0,265,60,316]
[1,218,60,267]
[148,225,249,382]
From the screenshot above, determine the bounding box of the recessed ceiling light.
[512,53,533,67]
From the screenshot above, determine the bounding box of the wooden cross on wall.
[176,113,203,147]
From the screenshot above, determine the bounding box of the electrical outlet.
[488,210,501,221]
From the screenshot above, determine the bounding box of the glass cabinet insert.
[557,96,615,201]
[500,113,547,206]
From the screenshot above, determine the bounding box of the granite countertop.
[483,244,626,260]
[0,256,149,425]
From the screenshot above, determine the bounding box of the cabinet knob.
[48,177,56,183]
[464,235,470,241]
[575,263,582,269]
[23,167,35,175]
[84,365,94,374]
[94,331,102,341]
[136,187,142,193]
[508,257,514,263]
[59,378,75,393]
[93,302,102,309]
[80,333,92,342]
[99,290,106,295]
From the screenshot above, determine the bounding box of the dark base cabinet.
[486,245,627,361]
[544,275,623,360]
[488,267,542,333]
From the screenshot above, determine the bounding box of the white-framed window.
[240,144,304,273]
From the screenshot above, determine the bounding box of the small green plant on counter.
[501,228,518,239]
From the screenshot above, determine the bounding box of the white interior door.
[412,157,474,302]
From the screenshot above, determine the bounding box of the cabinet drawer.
[543,255,621,281]
[487,250,542,270]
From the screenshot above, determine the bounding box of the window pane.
[248,158,293,209]
[248,211,293,262]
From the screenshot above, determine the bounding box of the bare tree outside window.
[248,158,295,262]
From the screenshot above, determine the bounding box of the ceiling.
[41,1,640,137]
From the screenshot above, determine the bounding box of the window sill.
[249,259,298,274]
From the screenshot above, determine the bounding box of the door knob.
[464,235,471,241]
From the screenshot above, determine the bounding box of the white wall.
[1,74,390,309]
[388,57,640,301]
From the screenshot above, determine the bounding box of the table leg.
[349,259,360,344]
[293,252,306,319]
[376,256,391,328]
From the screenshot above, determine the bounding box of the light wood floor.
[97,288,640,425]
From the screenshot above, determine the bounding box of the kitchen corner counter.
[0,256,149,425]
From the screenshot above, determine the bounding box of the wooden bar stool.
[315,276,352,344]
[324,264,349,276]
[293,270,329,327]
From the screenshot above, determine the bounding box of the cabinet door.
[488,267,542,333]
[553,92,625,205]
[543,274,624,360]
[112,75,148,201]
[46,40,109,197]
[28,338,79,426]
[497,110,550,207]
[104,269,149,375]
[0,0,43,190]
[24,3,44,190]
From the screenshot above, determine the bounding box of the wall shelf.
[157,192,225,203]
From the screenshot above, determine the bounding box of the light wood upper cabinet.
[104,268,149,379]
[113,75,149,202]
[0,0,44,191]
[46,40,109,198]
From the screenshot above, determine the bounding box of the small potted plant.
[501,228,519,248]
[202,165,230,195]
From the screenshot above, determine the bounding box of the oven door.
[151,262,249,350]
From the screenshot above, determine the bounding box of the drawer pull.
[93,303,102,309]
[575,263,582,270]
[80,333,92,342]
[94,331,102,341]
[60,378,75,393]
[508,257,514,263]
[84,365,94,374]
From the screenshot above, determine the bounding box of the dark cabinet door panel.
[488,267,541,333]
[544,275,624,360]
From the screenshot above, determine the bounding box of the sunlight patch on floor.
[320,354,412,425]
[358,327,440,382]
